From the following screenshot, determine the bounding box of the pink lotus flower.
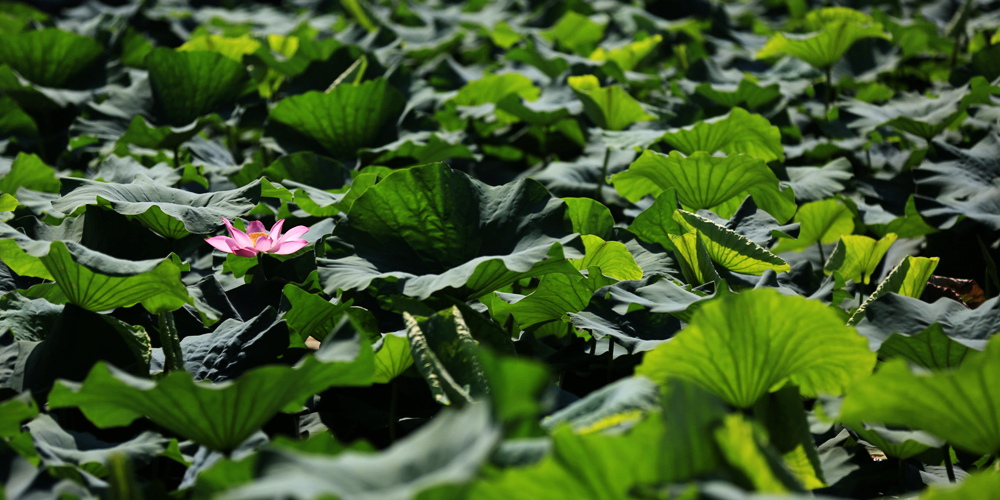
[206,218,310,257]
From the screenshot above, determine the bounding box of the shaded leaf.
[840,335,1000,455]
[0,28,103,87]
[146,48,250,126]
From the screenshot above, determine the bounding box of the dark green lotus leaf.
[0,392,37,438]
[854,293,1000,351]
[0,153,59,194]
[318,163,583,300]
[48,336,373,452]
[0,95,39,142]
[660,108,784,163]
[847,255,939,326]
[404,307,488,406]
[613,150,795,222]
[637,288,876,408]
[0,28,104,88]
[26,414,169,478]
[878,324,973,370]
[216,403,498,500]
[915,131,1000,231]
[840,335,1000,455]
[51,178,262,238]
[146,48,250,126]
[26,241,192,314]
[0,292,63,342]
[845,77,996,139]
[262,151,350,191]
[162,307,291,383]
[269,78,404,159]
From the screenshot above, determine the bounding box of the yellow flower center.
[248,232,268,245]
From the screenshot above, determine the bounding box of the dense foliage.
[1,0,999,498]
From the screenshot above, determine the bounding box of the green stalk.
[606,337,615,382]
[158,311,184,373]
[823,65,833,117]
[943,445,956,482]
[389,380,399,443]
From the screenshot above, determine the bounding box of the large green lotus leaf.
[823,233,898,285]
[25,414,169,478]
[570,235,642,281]
[878,324,973,371]
[50,178,262,238]
[756,7,890,69]
[840,335,1000,455]
[568,75,655,131]
[0,393,37,438]
[318,163,583,300]
[0,153,59,194]
[751,386,825,489]
[773,199,855,253]
[847,255,939,326]
[48,337,373,453]
[404,307,488,406]
[24,241,192,314]
[216,403,499,500]
[660,108,784,163]
[612,150,795,222]
[0,95,38,141]
[636,288,877,408]
[477,349,551,439]
[146,48,250,126]
[563,197,614,240]
[848,424,941,460]
[269,78,404,159]
[0,28,103,88]
[675,211,790,275]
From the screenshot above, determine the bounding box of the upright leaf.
[404,307,488,406]
[773,199,854,253]
[568,75,655,131]
[612,150,795,222]
[757,8,890,69]
[146,48,250,126]
[824,233,898,284]
[0,28,103,87]
[660,108,784,162]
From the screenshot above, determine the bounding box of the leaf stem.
[943,445,956,482]
[816,241,826,267]
[823,66,833,117]
[606,336,615,382]
[158,311,184,373]
[389,380,399,443]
